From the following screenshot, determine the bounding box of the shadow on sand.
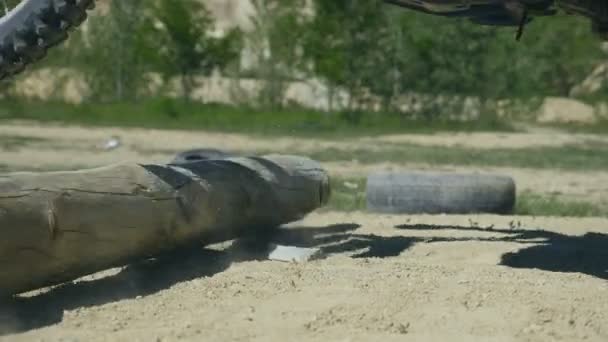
[0,247,232,334]
[396,224,608,280]
[4,221,604,335]
[0,223,417,335]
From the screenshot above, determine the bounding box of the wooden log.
[0,155,330,297]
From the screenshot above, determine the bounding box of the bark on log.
[0,155,330,297]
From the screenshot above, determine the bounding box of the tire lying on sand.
[171,148,236,164]
[366,172,516,214]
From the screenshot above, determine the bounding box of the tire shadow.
[396,224,608,280]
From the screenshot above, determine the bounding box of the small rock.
[536,97,597,125]
[395,322,410,334]
[100,135,122,151]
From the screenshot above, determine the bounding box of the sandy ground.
[0,121,607,341]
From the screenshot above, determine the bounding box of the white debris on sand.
[267,245,324,263]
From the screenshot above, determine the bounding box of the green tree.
[515,16,604,97]
[303,3,604,118]
[149,0,242,100]
[303,0,387,112]
[246,0,307,108]
[69,0,155,102]
[360,9,427,112]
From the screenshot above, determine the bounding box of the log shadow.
[0,223,416,335]
[396,224,608,280]
[0,246,235,335]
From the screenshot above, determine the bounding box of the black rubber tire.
[0,0,95,80]
[366,171,516,215]
[171,148,236,164]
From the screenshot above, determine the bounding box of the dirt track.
[0,121,607,341]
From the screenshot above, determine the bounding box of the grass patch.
[0,134,47,150]
[542,121,608,135]
[515,192,606,217]
[324,177,367,212]
[306,144,608,171]
[0,99,514,138]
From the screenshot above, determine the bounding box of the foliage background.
[2,0,607,122]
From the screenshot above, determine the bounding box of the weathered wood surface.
[0,155,330,297]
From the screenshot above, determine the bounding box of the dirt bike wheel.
[0,0,95,80]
